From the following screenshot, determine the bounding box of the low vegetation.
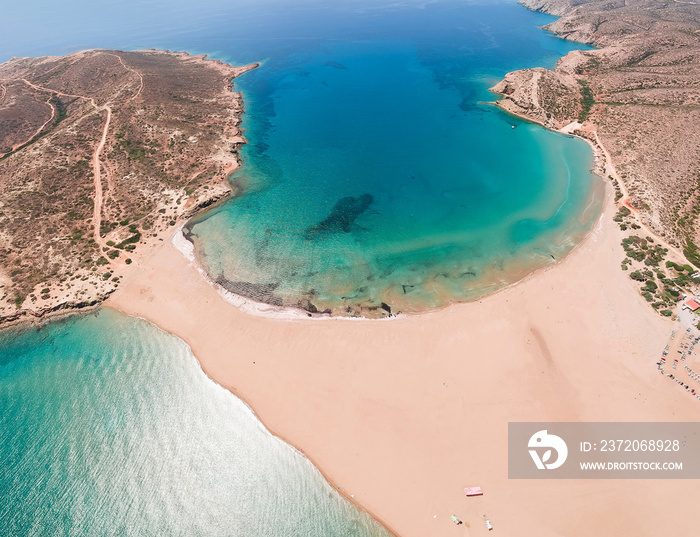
[0,49,253,318]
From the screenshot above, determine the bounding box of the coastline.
[490,93,690,269]
[170,193,604,323]
[107,9,692,536]
[0,51,259,328]
[105,176,700,537]
[4,3,700,536]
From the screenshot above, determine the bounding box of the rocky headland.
[0,50,257,324]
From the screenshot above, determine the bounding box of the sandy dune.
[107,189,699,537]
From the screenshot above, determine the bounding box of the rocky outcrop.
[490,66,582,129]
[0,292,112,327]
[518,0,575,18]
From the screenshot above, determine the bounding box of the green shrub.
[642,280,658,292]
[630,270,646,282]
[578,80,595,122]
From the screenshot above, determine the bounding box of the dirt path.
[21,78,99,108]
[92,106,112,251]
[594,129,687,263]
[20,78,112,255]
[0,85,56,159]
[12,93,56,150]
[18,52,144,260]
[110,53,144,101]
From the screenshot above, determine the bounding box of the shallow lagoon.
[182,0,602,314]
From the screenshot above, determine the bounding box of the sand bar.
[107,189,700,537]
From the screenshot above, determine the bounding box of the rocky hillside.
[492,0,700,264]
[0,50,256,323]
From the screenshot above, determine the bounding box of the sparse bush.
[630,270,646,282]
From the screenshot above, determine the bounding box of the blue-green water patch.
[0,309,392,537]
[182,2,601,315]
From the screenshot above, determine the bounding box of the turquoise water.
[180,1,602,315]
[0,310,391,537]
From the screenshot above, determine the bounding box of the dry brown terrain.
[0,50,256,324]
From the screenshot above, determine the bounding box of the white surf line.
[171,225,400,322]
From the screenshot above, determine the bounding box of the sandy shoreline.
[106,174,700,536]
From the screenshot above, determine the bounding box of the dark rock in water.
[322,309,332,315]
[305,193,374,238]
[380,302,392,314]
[402,284,415,294]
[299,300,319,313]
[325,61,348,70]
[217,278,283,306]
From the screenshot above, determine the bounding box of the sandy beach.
[106,182,700,537]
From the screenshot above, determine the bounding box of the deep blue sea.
[0,0,602,534]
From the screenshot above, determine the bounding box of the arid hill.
[493,0,700,264]
[0,50,256,324]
